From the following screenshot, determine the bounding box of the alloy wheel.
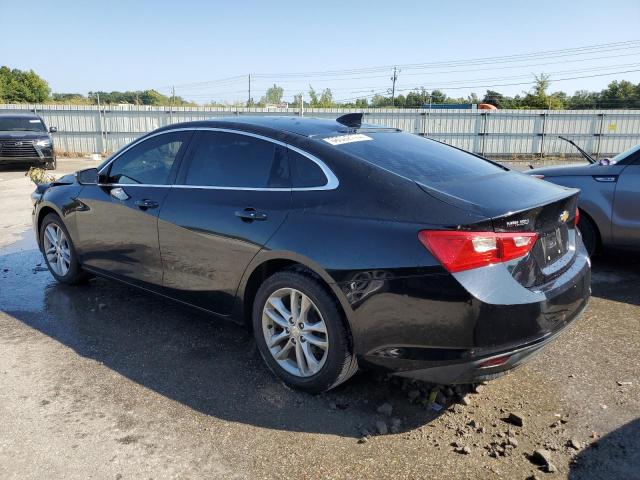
[43,223,71,276]
[262,288,329,377]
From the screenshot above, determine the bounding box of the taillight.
[531,174,545,179]
[418,230,538,273]
[574,208,580,226]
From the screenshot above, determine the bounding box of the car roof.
[158,116,395,138]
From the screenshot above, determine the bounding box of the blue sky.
[1,0,640,104]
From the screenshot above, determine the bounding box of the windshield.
[0,117,46,132]
[609,143,640,164]
[324,131,505,185]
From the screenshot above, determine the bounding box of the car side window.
[288,149,328,188]
[108,131,190,185]
[183,131,290,188]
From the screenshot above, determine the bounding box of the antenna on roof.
[336,112,363,128]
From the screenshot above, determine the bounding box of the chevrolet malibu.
[32,115,591,392]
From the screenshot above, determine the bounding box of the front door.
[74,130,192,287]
[612,162,640,248]
[159,130,291,314]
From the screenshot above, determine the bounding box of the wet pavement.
[0,160,639,479]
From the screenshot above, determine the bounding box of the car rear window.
[327,131,504,185]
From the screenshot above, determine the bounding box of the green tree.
[429,89,447,104]
[521,73,565,109]
[318,88,333,107]
[599,80,640,108]
[0,66,50,103]
[264,84,284,104]
[405,88,430,107]
[308,86,319,106]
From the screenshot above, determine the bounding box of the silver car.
[527,139,640,256]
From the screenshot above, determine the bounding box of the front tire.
[45,158,57,170]
[252,271,357,393]
[40,213,87,284]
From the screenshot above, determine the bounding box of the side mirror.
[49,126,58,133]
[76,168,99,185]
[599,158,611,166]
[97,172,110,185]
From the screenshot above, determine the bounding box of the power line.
[333,68,640,103]
[160,40,640,91]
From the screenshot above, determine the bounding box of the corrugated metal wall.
[2,104,639,157]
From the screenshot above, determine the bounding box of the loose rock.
[505,412,525,427]
[375,420,388,435]
[568,438,582,450]
[530,449,553,468]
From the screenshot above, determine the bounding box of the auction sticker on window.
[323,134,373,146]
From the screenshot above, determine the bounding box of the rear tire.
[40,213,87,284]
[252,270,357,393]
[577,212,598,257]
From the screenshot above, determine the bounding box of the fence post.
[538,112,547,157]
[595,113,605,160]
[481,112,488,156]
[96,106,105,154]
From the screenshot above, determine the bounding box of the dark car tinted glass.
[0,116,46,132]
[328,131,504,185]
[289,149,327,188]
[108,131,190,185]
[184,131,289,188]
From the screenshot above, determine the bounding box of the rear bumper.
[348,245,591,384]
[394,301,587,384]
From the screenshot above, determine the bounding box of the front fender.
[34,185,85,249]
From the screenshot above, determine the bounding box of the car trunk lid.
[417,172,580,287]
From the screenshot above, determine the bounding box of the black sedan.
[32,115,590,392]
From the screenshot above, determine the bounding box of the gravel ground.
[0,159,638,479]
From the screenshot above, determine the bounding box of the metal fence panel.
[1,104,640,157]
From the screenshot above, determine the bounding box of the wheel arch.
[577,206,602,251]
[36,203,65,250]
[235,251,353,334]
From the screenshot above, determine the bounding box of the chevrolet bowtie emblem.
[559,210,569,223]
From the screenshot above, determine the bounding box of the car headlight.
[36,139,52,147]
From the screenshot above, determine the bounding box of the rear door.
[75,130,192,287]
[611,159,640,248]
[158,129,291,314]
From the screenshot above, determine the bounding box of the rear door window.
[183,131,290,188]
[327,131,504,185]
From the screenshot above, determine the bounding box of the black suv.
[0,113,57,169]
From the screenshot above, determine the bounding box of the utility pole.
[248,74,251,107]
[391,66,399,107]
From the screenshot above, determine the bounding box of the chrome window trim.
[97,127,339,192]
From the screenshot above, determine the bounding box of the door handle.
[135,199,159,210]
[235,208,268,222]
